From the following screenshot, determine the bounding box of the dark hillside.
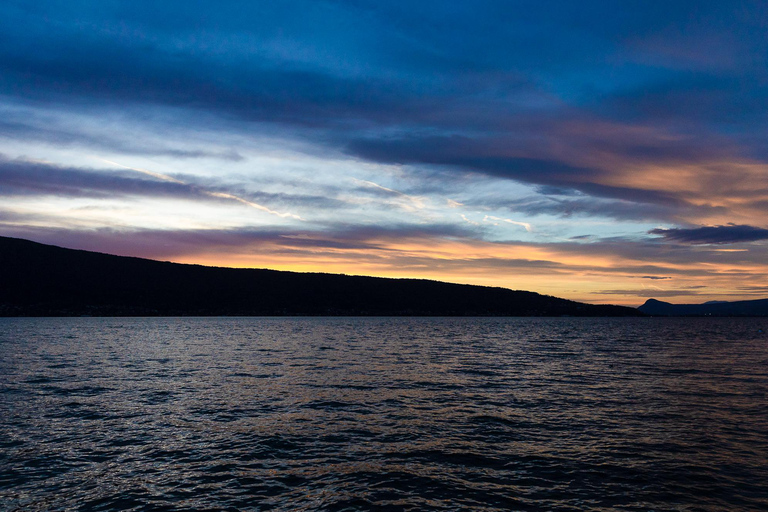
[0,236,642,317]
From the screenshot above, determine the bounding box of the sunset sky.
[1,1,767,305]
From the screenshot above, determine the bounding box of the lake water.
[1,317,766,511]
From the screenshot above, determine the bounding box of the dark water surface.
[1,317,766,511]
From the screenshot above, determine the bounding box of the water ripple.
[0,317,767,511]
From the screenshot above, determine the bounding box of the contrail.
[352,178,426,210]
[483,215,532,232]
[98,158,185,184]
[94,157,304,220]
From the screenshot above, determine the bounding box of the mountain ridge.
[638,298,768,317]
[0,235,641,317]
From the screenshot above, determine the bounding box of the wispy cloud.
[0,115,244,161]
[0,155,305,220]
[649,224,768,245]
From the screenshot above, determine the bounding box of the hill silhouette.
[0,236,642,317]
[639,298,768,317]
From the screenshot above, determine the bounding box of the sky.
[1,1,767,306]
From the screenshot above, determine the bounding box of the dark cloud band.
[649,225,768,245]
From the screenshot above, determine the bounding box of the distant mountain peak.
[638,297,768,316]
[641,298,668,306]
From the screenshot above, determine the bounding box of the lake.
[1,317,767,511]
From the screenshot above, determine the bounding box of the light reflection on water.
[1,317,767,511]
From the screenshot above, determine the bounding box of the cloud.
[0,155,319,218]
[0,156,196,199]
[0,0,765,228]
[347,136,595,183]
[510,235,768,270]
[501,195,680,222]
[735,285,768,295]
[598,289,704,298]
[0,222,480,261]
[649,224,768,245]
[344,132,751,220]
[0,117,244,161]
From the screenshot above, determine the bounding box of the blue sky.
[2,1,767,304]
